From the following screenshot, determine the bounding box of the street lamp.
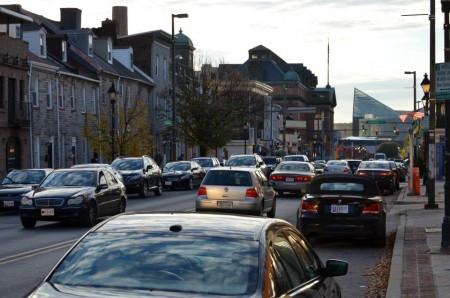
[405,71,418,167]
[108,82,118,161]
[171,13,188,162]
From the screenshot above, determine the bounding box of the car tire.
[21,216,36,229]
[81,201,97,227]
[267,197,276,218]
[154,179,163,196]
[255,203,264,216]
[139,181,150,198]
[118,198,126,214]
[186,178,194,190]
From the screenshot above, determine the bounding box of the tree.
[83,87,153,161]
[174,63,258,155]
[376,141,401,159]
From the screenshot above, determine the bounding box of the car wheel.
[154,179,163,196]
[390,183,396,195]
[139,181,150,198]
[82,201,97,227]
[186,178,194,190]
[255,202,264,216]
[267,196,276,218]
[118,198,126,214]
[21,216,36,229]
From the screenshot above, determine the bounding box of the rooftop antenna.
[326,38,331,88]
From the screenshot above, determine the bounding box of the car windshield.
[327,161,346,166]
[203,170,253,186]
[283,156,305,161]
[320,182,364,192]
[277,163,311,172]
[164,163,190,171]
[41,171,96,187]
[262,157,277,164]
[50,232,259,295]
[193,159,213,167]
[226,156,255,166]
[112,159,143,171]
[1,170,46,185]
[359,162,390,169]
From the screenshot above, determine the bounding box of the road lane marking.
[0,239,76,265]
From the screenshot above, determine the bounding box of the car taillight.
[362,202,380,214]
[301,201,318,213]
[271,175,283,181]
[198,187,207,196]
[356,170,369,176]
[245,188,259,198]
[377,171,391,177]
[295,176,311,182]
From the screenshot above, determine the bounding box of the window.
[286,230,320,281]
[92,87,97,114]
[70,85,75,110]
[155,56,159,76]
[101,80,106,104]
[15,25,20,38]
[58,82,64,108]
[251,53,258,59]
[130,53,133,68]
[46,81,52,109]
[163,58,167,79]
[81,86,86,113]
[107,42,112,63]
[39,34,45,56]
[88,35,93,56]
[31,78,39,107]
[0,76,4,109]
[62,41,67,62]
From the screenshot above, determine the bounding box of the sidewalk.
[386,179,450,297]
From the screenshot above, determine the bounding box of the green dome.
[175,28,194,47]
[284,68,299,82]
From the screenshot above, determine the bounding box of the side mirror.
[325,259,348,277]
[97,183,108,191]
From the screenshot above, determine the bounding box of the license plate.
[41,208,54,216]
[217,201,232,209]
[331,205,348,214]
[165,181,172,186]
[285,177,294,182]
[3,201,14,207]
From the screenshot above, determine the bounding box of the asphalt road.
[0,185,401,297]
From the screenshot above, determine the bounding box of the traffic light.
[362,124,366,132]
[393,126,396,133]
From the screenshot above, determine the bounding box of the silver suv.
[224,154,269,177]
[196,167,276,217]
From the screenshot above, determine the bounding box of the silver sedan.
[269,161,316,195]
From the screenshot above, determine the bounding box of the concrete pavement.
[386,179,450,297]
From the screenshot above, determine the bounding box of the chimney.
[112,6,128,36]
[60,8,82,30]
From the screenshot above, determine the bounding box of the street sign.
[435,62,450,100]
[365,119,386,124]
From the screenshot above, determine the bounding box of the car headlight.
[21,196,33,206]
[68,195,85,205]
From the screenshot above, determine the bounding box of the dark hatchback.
[27,212,347,298]
[19,168,127,228]
[162,161,206,190]
[0,169,53,211]
[111,156,163,197]
[297,174,387,246]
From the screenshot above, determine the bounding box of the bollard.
[413,167,420,195]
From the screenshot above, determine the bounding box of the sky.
[14,0,445,123]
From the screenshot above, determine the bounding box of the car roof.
[92,212,285,241]
[71,163,110,168]
[307,173,380,195]
[208,166,259,173]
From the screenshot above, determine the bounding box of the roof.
[353,88,399,119]
[175,28,194,49]
[92,212,282,241]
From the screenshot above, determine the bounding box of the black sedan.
[27,212,347,297]
[162,161,205,190]
[296,174,386,246]
[0,168,53,211]
[355,160,397,194]
[19,168,127,228]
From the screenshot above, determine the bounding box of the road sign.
[435,62,450,100]
[365,119,386,124]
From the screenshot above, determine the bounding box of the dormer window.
[130,53,133,68]
[39,34,45,57]
[88,35,93,56]
[251,53,258,59]
[62,40,67,62]
[107,41,112,63]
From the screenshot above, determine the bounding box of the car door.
[103,170,122,215]
[191,162,204,186]
[95,171,114,217]
[256,170,275,210]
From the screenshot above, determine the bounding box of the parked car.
[162,161,206,190]
[388,161,401,190]
[71,163,126,194]
[282,154,310,162]
[270,161,316,195]
[225,154,269,177]
[355,160,396,194]
[345,159,362,174]
[19,168,127,228]
[191,156,221,173]
[196,167,276,217]
[296,173,387,246]
[261,156,281,175]
[396,161,407,182]
[27,212,347,297]
[323,160,352,174]
[111,156,162,197]
[0,169,53,211]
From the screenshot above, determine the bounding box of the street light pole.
[282,86,287,155]
[171,13,188,162]
[108,82,117,161]
[405,71,417,166]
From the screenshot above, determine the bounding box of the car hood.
[28,186,93,198]
[0,185,32,194]
[163,171,189,177]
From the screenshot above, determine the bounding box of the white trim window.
[46,81,52,109]
[70,85,75,110]
[31,78,39,107]
[88,34,93,56]
[39,33,45,57]
[107,41,112,63]
[58,82,64,109]
[33,135,40,168]
[62,40,67,62]
[163,58,167,79]
[81,86,86,113]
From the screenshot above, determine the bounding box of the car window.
[103,170,117,186]
[2,170,46,185]
[285,230,321,280]
[99,172,107,185]
[112,159,143,171]
[203,171,252,186]
[320,182,364,191]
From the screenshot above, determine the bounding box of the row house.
[0,5,154,177]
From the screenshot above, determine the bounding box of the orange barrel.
[413,167,420,195]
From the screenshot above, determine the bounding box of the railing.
[8,101,31,127]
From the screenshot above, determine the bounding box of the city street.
[0,185,401,298]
